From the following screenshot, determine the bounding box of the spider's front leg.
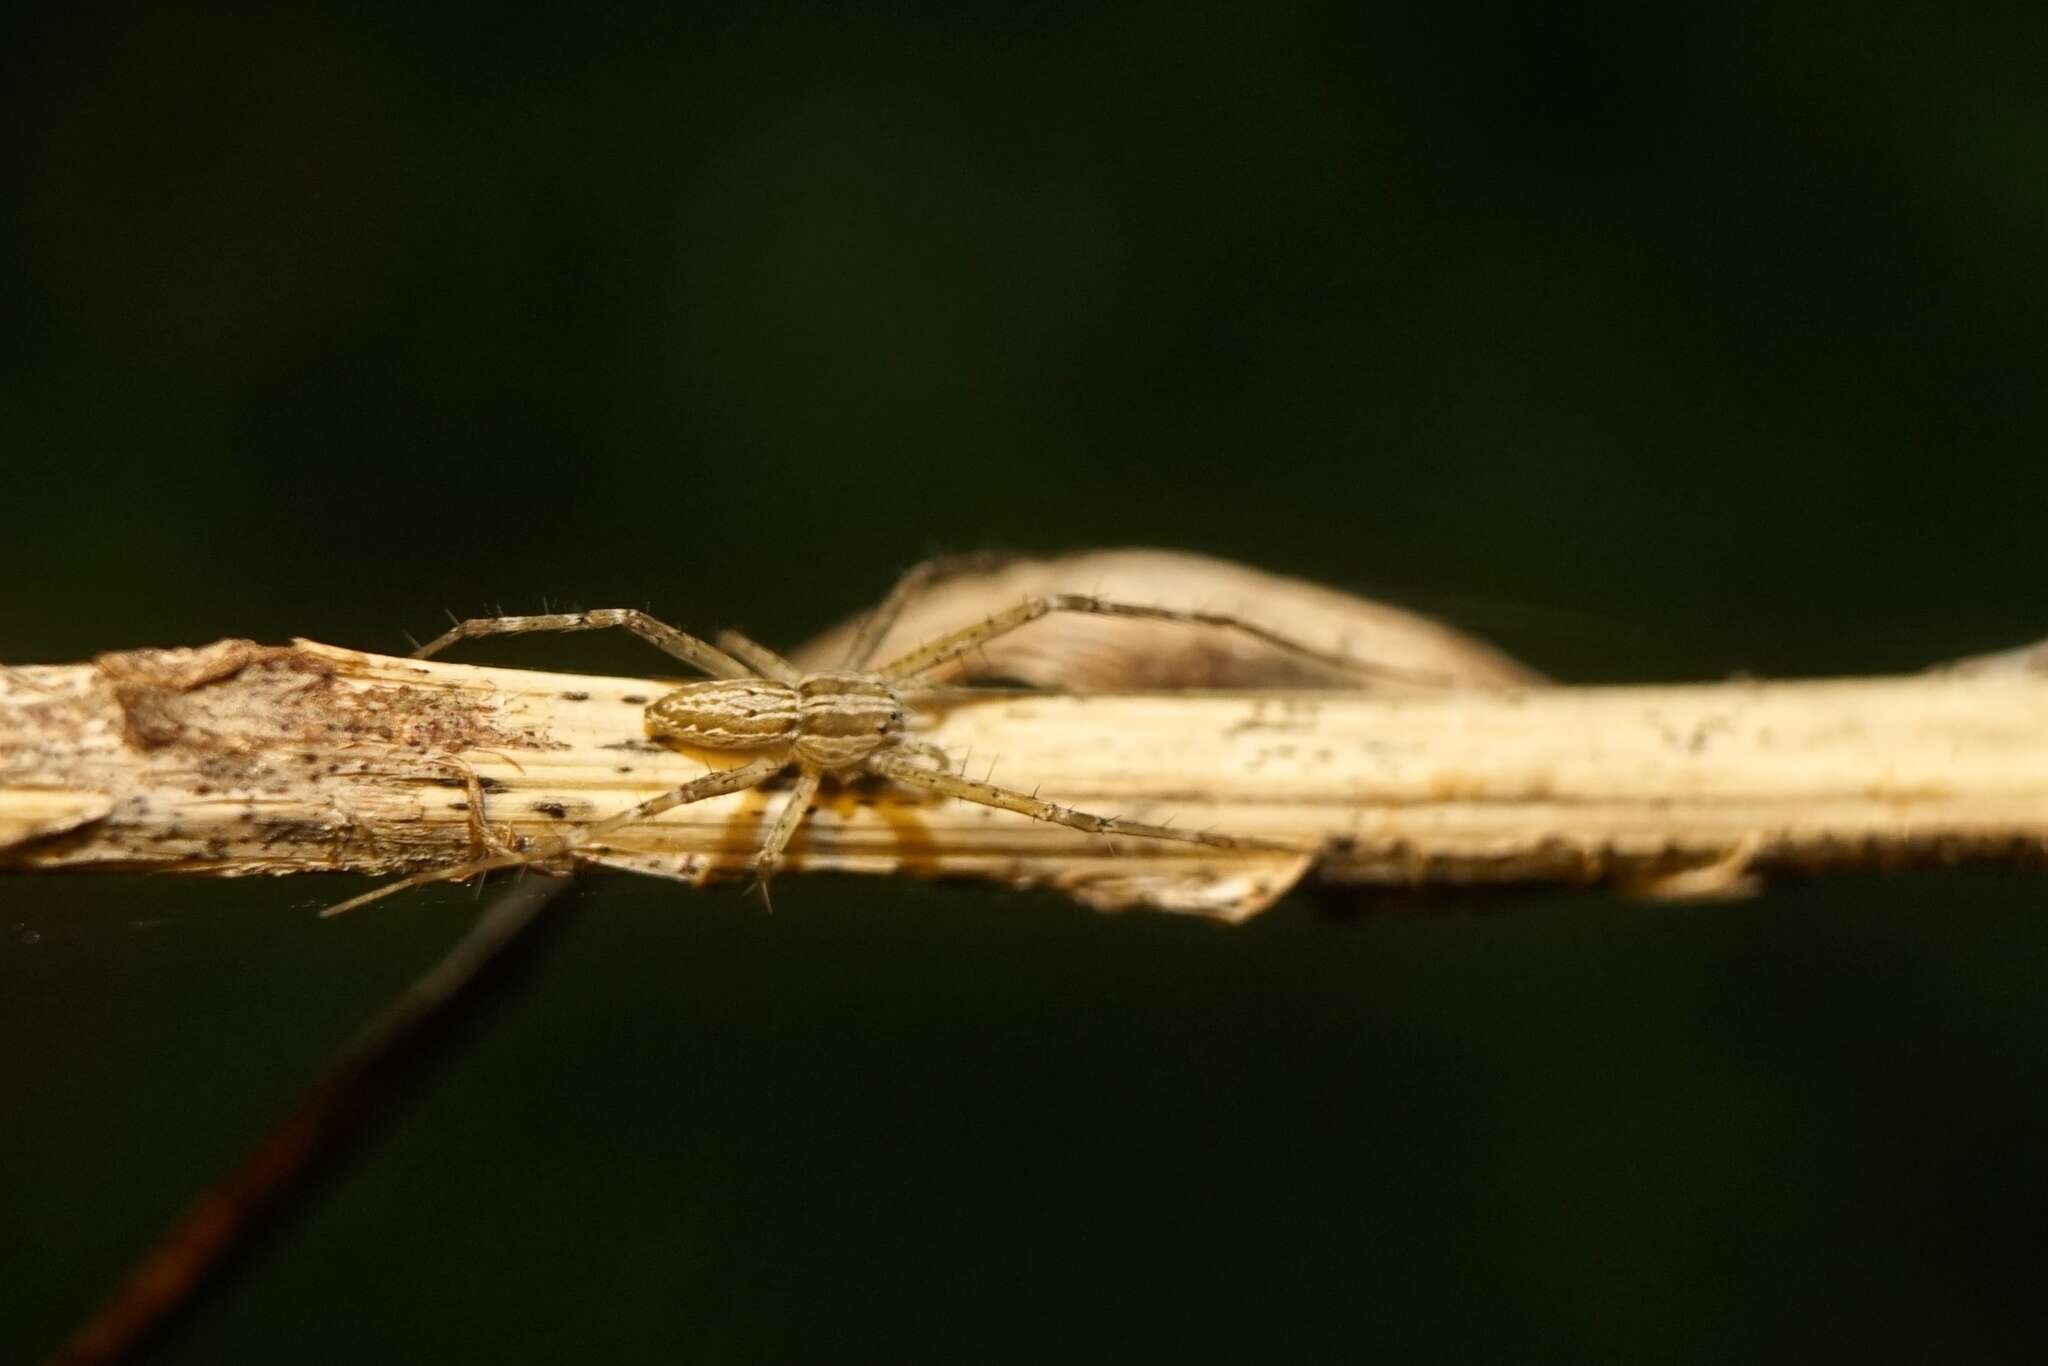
[841,557,951,670]
[863,751,1301,855]
[875,594,1457,689]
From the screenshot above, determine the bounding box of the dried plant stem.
[4,638,2046,918]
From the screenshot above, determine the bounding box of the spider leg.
[715,629,804,685]
[751,769,822,889]
[865,751,1301,854]
[411,609,754,680]
[890,738,952,772]
[419,757,519,860]
[875,594,1456,688]
[842,558,948,670]
[319,755,787,917]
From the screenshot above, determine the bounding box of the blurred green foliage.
[3,3,2045,1361]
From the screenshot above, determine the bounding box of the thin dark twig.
[46,873,578,1366]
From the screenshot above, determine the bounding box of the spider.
[322,562,1413,915]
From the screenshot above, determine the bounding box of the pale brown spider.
[323,562,1409,915]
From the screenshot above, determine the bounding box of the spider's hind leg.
[715,629,803,684]
[411,608,754,680]
[319,755,788,918]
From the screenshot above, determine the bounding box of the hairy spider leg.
[842,557,951,670]
[412,608,756,680]
[744,769,826,913]
[864,751,1301,854]
[877,593,1460,688]
[320,755,787,917]
[714,629,804,684]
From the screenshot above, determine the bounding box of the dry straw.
[4,551,2043,919]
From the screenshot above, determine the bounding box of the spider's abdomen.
[645,678,801,751]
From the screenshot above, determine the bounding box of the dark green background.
[5,3,2045,1361]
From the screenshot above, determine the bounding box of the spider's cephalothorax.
[647,672,905,774]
